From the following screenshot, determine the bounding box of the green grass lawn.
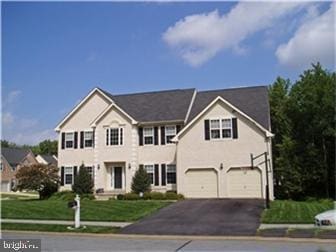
[1,200,170,222]
[1,193,39,200]
[261,200,335,224]
[1,223,119,233]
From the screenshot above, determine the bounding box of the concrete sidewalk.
[259,224,336,230]
[1,219,132,227]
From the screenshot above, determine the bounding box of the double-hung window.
[166,164,176,184]
[64,167,73,185]
[106,128,123,146]
[84,131,93,147]
[210,119,221,139]
[165,126,176,144]
[143,127,154,145]
[85,166,93,179]
[145,165,154,184]
[222,119,232,138]
[65,132,74,148]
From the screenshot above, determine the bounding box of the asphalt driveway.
[120,199,264,236]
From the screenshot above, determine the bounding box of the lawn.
[1,223,119,234]
[261,200,335,224]
[1,193,39,200]
[1,200,170,222]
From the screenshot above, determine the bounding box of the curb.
[2,230,336,243]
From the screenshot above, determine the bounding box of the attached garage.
[1,181,10,192]
[184,168,218,198]
[227,167,262,198]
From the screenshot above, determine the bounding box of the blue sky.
[2,2,334,144]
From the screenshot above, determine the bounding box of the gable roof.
[39,154,58,166]
[188,86,270,130]
[102,88,196,123]
[1,147,31,167]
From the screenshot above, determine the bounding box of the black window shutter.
[74,132,78,149]
[154,164,159,186]
[160,126,165,145]
[61,166,64,185]
[139,127,143,146]
[120,128,123,145]
[80,131,84,148]
[73,166,78,179]
[161,164,166,186]
[106,129,109,145]
[176,125,181,133]
[61,133,65,149]
[232,118,238,139]
[204,120,210,140]
[154,127,159,145]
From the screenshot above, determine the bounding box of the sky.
[2,1,335,145]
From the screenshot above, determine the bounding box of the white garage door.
[185,169,218,198]
[1,181,10,192]
[227,168,262,198]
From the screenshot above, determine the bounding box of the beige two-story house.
[55,86,274,199]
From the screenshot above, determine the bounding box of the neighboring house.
[1,147,38,192]
[36,154,58,166]
[55,86,274,199]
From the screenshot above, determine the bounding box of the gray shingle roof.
[188,86,270,129]
[1,147,31,166]
[40,154,57,166]
[101,88,196,123]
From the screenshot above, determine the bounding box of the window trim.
[166,164,177,184]
[65,132,75,149]
[64,166,73,185]
[143,127,154,145]
[105,127,124,146]
[84,131,94,148]
[144,164,154,185]
[209,117,233,140]
[165,126,176,144]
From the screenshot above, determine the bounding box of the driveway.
[120,199,264,236]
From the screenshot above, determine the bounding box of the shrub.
[150,192,166,200]
[39,182,58,200]
[143,192,152,200]
[124,193,140,200]
[116,194,124,200]
[165,192,179,200]
[49,191,75,201]
[131,166,151,194]
[177,194,185,200]
[72,164,94,195]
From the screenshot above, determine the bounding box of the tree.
[72,164,94,194]
[1,140,17,148]
[15,164,59,199]
[38,140,58,155]
[270,63,336,200]
[131,166,151,194]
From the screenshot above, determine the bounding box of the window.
[85,166,93,179]
[84,131,93,147]
[0,162,2,172]
[145,165,154,184]
[210,119,220,139]
[65,132,74,148]
[165,126,176,144]
[166,164,176,184]
[106,128,123,146]
[143,127,154,145]
[222,119,232,138]
[64,167,73,185]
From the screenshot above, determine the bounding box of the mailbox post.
[74,194,80,228]
[67,194,80,229]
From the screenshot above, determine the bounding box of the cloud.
[9,129,57,145]
[2,112,14,126]
[3,90,21,106]
[162,2,307,67]
[276,3,335,69]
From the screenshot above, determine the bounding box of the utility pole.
[251,152,270,209]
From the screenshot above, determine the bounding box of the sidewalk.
[1,219,132,228]
[259,224,336,230]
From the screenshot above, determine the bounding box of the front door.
[114,167,122,189]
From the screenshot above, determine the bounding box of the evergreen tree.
[72,164,94,194]
[131,166,151,194]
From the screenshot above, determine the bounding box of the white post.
[75,194,80,228]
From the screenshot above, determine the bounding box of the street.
[2,232,335,252]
